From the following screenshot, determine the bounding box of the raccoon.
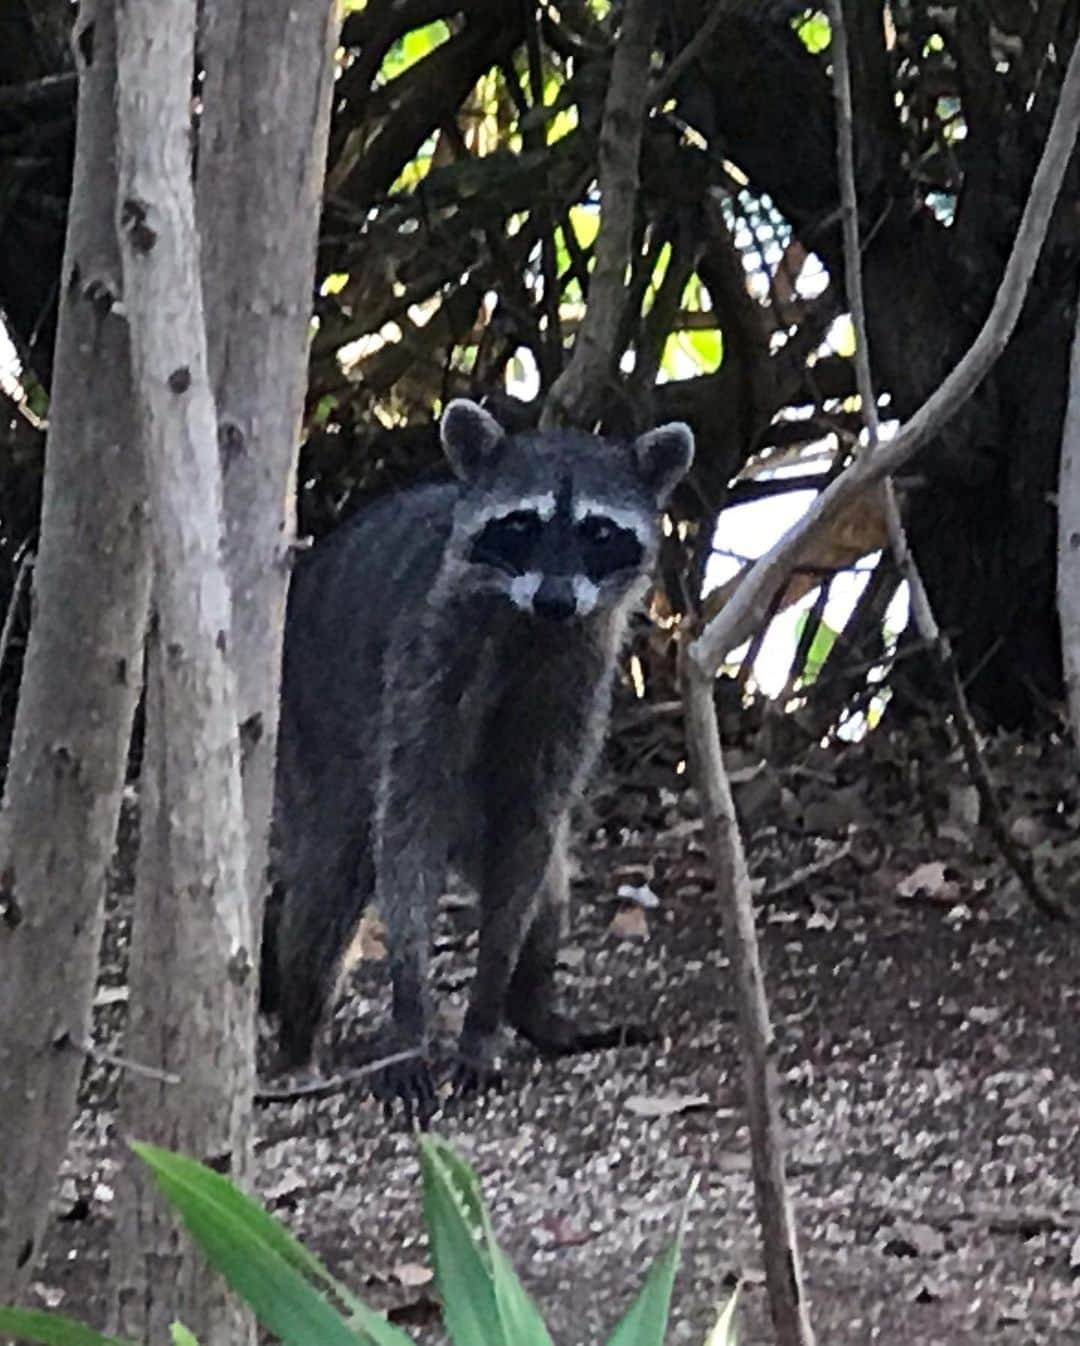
[262,399,693,1119]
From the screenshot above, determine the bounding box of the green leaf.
[169,1325,199,1346]
[132,1143,414,1346]
[604,1178,697,1346]
[793,612,838,684]
[381,22,451,82]
[794,11,831,54]
[604,1239,681,1346]
[703,1288,740,1346]
[0,1309,133,1346]
[419,1136,504,1346]
[566,205,600,252]
[420,1135,552,1345]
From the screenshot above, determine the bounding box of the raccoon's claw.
[370,1049,439,1129]
[447,1044,504,1101]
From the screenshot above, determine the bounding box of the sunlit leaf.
[567,205,600,251]
[794,11,830,54]
[660,328,723,379]
[830,314,855,358]
[321,273,350,297]
[169,1326,199,1346]
[548,105,579,144]
[794,612,839,684]
[381,21,451,83]
[684,327,723,372]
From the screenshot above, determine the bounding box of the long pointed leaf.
[0,1308,133,1346]
[420,1136,552,1346]
[419,1136,504,1346]
[603,1238,682,1346]
[604,1177,699,1346]
[132,1143,413,1346]
[704,1288,740,1346]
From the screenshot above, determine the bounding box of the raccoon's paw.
[370,1040,439,1129]
[447,1035,504,1101]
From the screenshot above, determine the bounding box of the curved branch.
[692,24,1080,674]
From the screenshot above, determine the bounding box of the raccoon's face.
[440,400,694,623]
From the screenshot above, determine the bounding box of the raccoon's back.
[281,482,457,759]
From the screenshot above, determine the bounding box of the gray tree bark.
[196,0,340,940]
[0,0,150,1300]
[109,1,253,1341]
[1058,282,1080,739]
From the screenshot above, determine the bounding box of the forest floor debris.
[35,722,1080,1344]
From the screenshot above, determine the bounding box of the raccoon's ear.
[632,422,694,505]
[440,398,505,481]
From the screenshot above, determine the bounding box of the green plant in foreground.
[0,1135,737,1346]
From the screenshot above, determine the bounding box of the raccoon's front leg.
[506,831,656,1057]
[452,815,558,1094]
[371,733,449,1126]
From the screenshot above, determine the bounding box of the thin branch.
[0,550,34,684]
[828,0,1064,921]
[523,12,563,386]
[0,72,75,115]
[540,0,657,428]
[650,5,726,106]
[69,1035,181,1087]
[691,24,1080,674]
[681,655,817,1346]
[255,1050,424,1104]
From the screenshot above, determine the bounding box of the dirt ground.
[27,721,1080,1345]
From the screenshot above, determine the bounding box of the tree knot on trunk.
[167,367,192,395]
[119,199,157,255]
[0,865,21,929]
[227,944,253,986]
[217,420,247,471]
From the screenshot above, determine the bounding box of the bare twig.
[255,1049,424,1104]
[681,651,817,1346]
[0,549,34,685]
[523,11,563,385]
[692,24,1080,674]
[828,0,1064,921]
[766,836,855,899]
[540,0,657,428]
[68,1035,181,1087]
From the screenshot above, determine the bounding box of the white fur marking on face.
[572,575,599,615]
[571,499,651,542]
[509,571,543,611]
[474,492,557,526]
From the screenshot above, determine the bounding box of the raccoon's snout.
[532,575,577,622]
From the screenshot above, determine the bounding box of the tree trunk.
[109,1,254,1341]
[1057,281,1080,736]
[0,0,150,1300]
[196,0,340,941]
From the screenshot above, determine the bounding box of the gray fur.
[263,402,693,1103]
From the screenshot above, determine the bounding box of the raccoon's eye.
[578,516,616,545]
[577,515,644,581]
[500,510,541,534]
[468,510,541,575]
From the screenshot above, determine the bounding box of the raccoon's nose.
[532,576,577,621]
